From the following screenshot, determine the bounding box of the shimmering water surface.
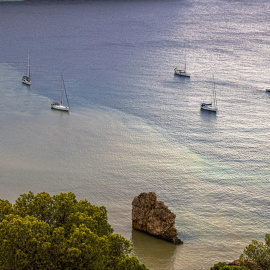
[0,0,270,269]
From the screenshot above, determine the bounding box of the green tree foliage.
[0,199,12,222]
[240,234,270,270]
[211,234,270,270]
[0,191,148,270]
[0,214,52,269]
[211,262,247,270]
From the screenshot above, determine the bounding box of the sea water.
[0,0,270,269]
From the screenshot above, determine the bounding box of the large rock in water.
[132,192,183,244]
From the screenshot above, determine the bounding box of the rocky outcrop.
[228,260,241,266]
[132,192,183,244]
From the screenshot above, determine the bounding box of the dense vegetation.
[211,262,247,270]
[0,191,148,270]
[211,233,270,270]
[239,233,270,270]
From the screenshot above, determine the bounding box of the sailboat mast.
[213,76,217,107]
[28,53,30,78]
[62,77,70,108]
[61,73,64,105]
[184,46,187,71]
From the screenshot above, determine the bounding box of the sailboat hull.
[22,76,31,85]
[201,103,217,112]
[174,69,190,77]
[51,102,69,111]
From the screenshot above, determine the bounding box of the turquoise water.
[0,1,270,269]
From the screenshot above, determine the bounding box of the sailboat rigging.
[174,49,191,77]
[201,77,218,112]
[51,73,70,112]
[174,62,190,77]
[22,52,31,85]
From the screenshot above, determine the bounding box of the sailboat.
[201,77,218,112]
[174,49,191,77]
[174,62,191,77]
[51,73,70,112]
[22,52,31,85]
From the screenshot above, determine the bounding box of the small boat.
[22,52,31,85]
[201,78,218,112]
[51,73,70,112]
[174,64,191,77]
[265,88,270,92]
[174,49,191,77]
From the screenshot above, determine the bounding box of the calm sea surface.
[0,0,270,269]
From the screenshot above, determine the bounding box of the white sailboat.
[174,49,191,77]
[174,62,191,77]
[201,78,218,112]
[51,73,70,112]
[22,52,31,85]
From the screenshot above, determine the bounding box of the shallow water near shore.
[0,0,270,269]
